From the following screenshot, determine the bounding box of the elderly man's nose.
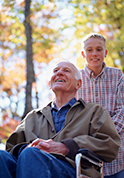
[57,69,63,75]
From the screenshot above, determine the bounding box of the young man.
[0,61,120,178]
[77,33,124,178]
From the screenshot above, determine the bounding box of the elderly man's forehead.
[54,61,74,69]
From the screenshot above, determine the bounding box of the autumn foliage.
[0,0,124,134]
[0,112,20,143]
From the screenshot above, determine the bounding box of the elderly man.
[0,61,120,178]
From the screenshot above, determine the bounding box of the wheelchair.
[75,149,104,178]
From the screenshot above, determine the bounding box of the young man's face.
[50,62,81,94]
[81,38,108,75]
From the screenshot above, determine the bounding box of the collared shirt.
[76,63,124,176]
[51,98,77,133]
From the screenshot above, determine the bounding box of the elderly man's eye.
[64,68,71,73]
[53,69,58,73]
[65,69,69,72]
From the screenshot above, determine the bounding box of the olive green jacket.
[6,99,120,177]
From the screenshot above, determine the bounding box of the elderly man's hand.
[27,138,69,156]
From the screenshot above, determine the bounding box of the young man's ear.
[105,49,108,57]
[81,51,85,58]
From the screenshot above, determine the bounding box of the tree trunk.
[22,0,35,119]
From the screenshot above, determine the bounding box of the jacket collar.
[36,98,86,114]
[34,99,86,133]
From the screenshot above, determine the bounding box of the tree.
[23,0,35,118]
[69,0,124,71]
[0,0,64,119]
[0,111,20,143]
[1,0,124,122]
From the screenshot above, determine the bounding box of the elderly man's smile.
[55,79,66,82]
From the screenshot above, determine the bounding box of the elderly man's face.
[50,62,80,94]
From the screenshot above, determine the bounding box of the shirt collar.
[84,62,106,79]
[51,97,77,111]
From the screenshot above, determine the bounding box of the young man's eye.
[87,49,92,52]
[97,48,102,51]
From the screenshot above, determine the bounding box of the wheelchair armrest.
[76,149,104,170]
[78,148,104,163]
[76,149,104,178]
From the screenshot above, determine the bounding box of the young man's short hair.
[82,33,106,49]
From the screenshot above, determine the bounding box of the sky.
[0,143,5,150]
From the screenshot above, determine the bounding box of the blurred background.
[0,0,124,147]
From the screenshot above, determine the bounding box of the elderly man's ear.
[76,79,82,90]
[48,80,51,89]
